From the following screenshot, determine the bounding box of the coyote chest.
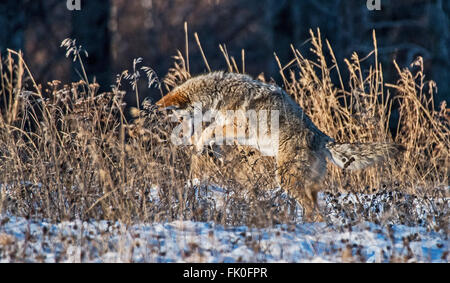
[157,72,330,159]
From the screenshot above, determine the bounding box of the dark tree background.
[0,0,448,105]
[0,1,26,52]
[72,0,111,88]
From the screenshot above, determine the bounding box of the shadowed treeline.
[0,0,448,106]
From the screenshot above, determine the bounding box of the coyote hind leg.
[301,183,324,222]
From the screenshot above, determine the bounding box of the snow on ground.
[0,183,448,262]
[0,214,447,263]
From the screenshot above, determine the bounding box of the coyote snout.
[156,72,404,221]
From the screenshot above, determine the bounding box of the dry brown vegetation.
[0,29,448,232]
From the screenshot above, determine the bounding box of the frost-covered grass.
[0,213,447,263]
[0,188,448,263]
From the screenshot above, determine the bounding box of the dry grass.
[279,29,448,195]
[0,29,448,233]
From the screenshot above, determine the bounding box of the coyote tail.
[326,142,406,170]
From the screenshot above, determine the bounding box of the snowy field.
[0,186,448,263]
[0,214,447,263]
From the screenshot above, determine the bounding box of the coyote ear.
[155,89,189,109]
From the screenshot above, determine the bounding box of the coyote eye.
[342,157,347,163]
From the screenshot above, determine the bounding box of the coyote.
[156,72,404,221]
